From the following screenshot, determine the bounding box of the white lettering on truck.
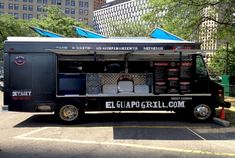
[12,90,32,97]
[168,101,185,108]
[105,101,185,109]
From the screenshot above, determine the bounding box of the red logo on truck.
[14,56,26,65]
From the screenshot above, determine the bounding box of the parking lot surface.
[0,111,235,158]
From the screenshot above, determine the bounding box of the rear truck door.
[5,53,56,112]
[7,54,33,111]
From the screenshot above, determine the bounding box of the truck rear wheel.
[55,103,84,124]
[191,104,215,122]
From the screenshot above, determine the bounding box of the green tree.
[145,0,235,75]
[144,0,235,41]
[31,6,91,37]
[0,6,92,57]
[0,14,32,54]
[208,43,235,76]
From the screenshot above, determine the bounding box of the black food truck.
[3,37,231,123]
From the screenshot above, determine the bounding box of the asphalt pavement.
[0,111,235,158]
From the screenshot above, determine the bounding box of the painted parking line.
[188,127,235,151]
[14,136,235,157]
[14,127,52,139]
[79,125,214,129]
[14,127,235,157]
[187,128,206,140]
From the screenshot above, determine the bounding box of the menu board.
[180,62,192,78]
[154,62,169,81]
[155,82,167,93]
[168,68,179,77]
[180,82,191,93]
[154,61,192,94]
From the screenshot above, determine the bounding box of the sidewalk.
[225,96,235,103]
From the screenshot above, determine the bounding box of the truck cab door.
[192,54,210,93]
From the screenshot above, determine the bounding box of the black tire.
[55,103,84,124]
[190,104,215,122]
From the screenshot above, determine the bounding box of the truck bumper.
[221,101,231,108]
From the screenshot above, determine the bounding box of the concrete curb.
[213,117,230,127]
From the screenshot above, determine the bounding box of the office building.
[199,6,218,57]
[0,0,94,25]
[94,0,222,57]
[93,0,150,36]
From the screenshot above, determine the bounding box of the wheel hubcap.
[194,104,211,120]
[59,105,79,121]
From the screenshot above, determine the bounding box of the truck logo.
[12,90,32,100]
[14,56,26,66]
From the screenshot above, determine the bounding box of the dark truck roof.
[4,37,201,54]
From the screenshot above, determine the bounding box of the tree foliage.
[145,0,235,75]
[145,0,235,41]
[31,6,91,37]
[208,43,235,75]
[0,6,91,57]
[0,14,32,53]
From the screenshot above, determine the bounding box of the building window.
[84,9,88,15]
[0,3,4,9]
[71,0,75,6]
[37,0,42,3]
[29,0,33,3]
[9,3,14,10]
[79,9,83,15]
[14,13,19,19]
[14,0,19,2]
[79,1,83,7]
[65,8,70,14]
[57,0,61,5]
[51,0,56,4]
[28,14,33,19]
[66,0,70,6]
[43,0,47,4]
[23,0,28,2]
[37,5,42,12]
[28,5,33,11]
[84,2,88,8]
[23,13,27,19]
[14,4,19,10]
[23,5,27,10]
[71,8,75,14]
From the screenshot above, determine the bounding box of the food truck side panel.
[97,96,211,111]
[4,52,56,112]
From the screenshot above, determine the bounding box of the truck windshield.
[196,55,208,78]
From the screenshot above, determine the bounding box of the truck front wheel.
[55,104,84,124]
[192,104,215,122]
